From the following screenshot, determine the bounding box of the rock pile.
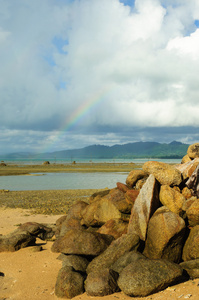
[52,142,199,298]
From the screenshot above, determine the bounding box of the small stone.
[184,295,192,299]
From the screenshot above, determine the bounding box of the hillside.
[0,141,189,160]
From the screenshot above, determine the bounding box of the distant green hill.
[0,141,189,160]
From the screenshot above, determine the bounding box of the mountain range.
[0,141,189,160]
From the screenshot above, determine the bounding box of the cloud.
[1,0,199,153]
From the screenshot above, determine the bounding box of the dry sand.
[0,207,199,300]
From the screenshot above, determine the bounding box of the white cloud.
[1,0,199,153]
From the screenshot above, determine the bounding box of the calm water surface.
[0,172,129,191]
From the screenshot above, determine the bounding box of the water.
[0,172,129,191]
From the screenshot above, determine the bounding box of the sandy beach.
[0,163,199,299]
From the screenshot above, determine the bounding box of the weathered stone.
[181,154,192,164]
[116,182,129,193]
[142,161,182,186]
[111,251,147,274]
[118,259,183,297]
[81,198,122,227]
[186,164,199,197]
[66,200,89,220]
[59,218,84,237]
[182,187,193,199]
[187,143,199,159]
[85,268,119,296]
[97,218,128,239]
[89,189,110,203]
[105,188,132,214]
[182,225,199,261]
[51,229,113,256]
[186,199,199,227]
[175,158,199,179]
[125,189,139,205]
[55,266,84,298]
[135,177,147,190]
[126,169,148,188]
[143,207,186,263]
[57,254,89,272]
[0,231,36,252]
[180,259,199,279]
[127,174,160,241]
[86,233,140,274]
[17,222,55,240]
[159,185,186,215]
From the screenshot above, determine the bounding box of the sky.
[1,0,199,154]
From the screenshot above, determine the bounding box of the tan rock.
[159,185,186,215]
[186,199,199,227]
[127,174,160,241]
[97,219,128,239]
[142,161,182,186]
[182,225,199,261]
[126,170,148,188]
[181,154,192,164]
[143,207,186,263]
[125,189,139,205]
[81,198,122,227]
[182,187,193,199]
[187,143,199,159]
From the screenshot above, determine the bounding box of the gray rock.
[118,259,183,297]
[0,231,36,252]
[57,254,89,272]
[55,266,84,298]
[111,251,147,274]
[127,174,160,241]
[85,268,119,296]
[86,233,140,273]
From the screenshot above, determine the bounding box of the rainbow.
[41,84,113,153]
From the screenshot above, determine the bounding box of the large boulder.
[142,161,182,186]
[185,199,199,227]
[127,174,160,241]
[182,225,199,261]
[55,266,84,299]
[16,222,55,240]
[86,233,140,274]
[118,259,183,297]
[0,230,36,252]
[105,188,132,214]
[180,259,199,279]
[159,185,186,216]
[81,198,123,227]
[125,189,139,205]
[85,268,119,296]
[51,229,114,256]
[187,143,199,159]
[111,251,147,274]
[126,169,148,188]
[97,218,128,239]
[57,254,89,272]
[143,207,186,263]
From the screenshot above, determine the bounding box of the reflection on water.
[0,172,129,191]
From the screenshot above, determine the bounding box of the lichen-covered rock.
[97,218,128,239]
[186,199,199,227]
[51,229,114,256]
[111,251,147,274]
[182,225,199,261]
[142,161,182,186]
[126,169,148,188]
[86,233,140,274]
[57,254,89,272]
[143,207,186,263]
[159,185,186,216]
[55,266,84,298]
[118,259,183,297]
[127,174,160,241]
[187,143,199,159]
[180,259,199,279]
[85,268,119,296]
